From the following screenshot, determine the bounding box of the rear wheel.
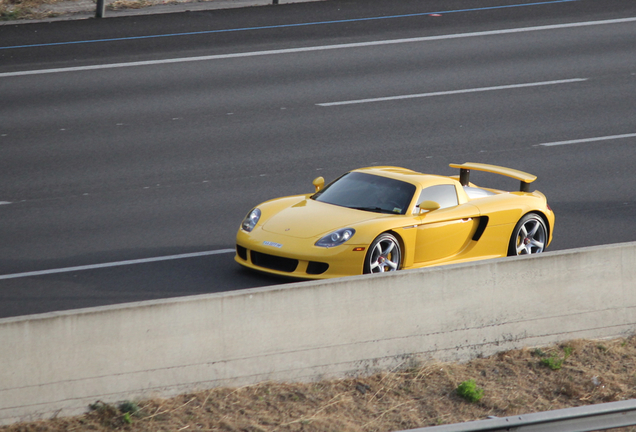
[364,233,402,274]
[508,213,547,256]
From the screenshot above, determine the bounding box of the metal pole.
[95,0,105,18]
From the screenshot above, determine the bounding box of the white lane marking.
[0,201,11,205]
[535,133,636,147]
[317,78,587,106]
[0,249,235,280]
[1,17,636,78]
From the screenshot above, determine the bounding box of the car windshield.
[312,172,416,215]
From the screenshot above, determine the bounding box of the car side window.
[415,185,458,210]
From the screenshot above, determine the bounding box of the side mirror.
[417,200,440,214]
[313,176,325,192]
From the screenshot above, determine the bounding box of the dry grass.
[0,0,61,20]
[0,0,157,20]
[106,0,151,10]
[4,337,636,431]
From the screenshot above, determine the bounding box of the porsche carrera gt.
[235,162,554,279]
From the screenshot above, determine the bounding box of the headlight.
[241,208,261,232]
[315,228,355,248]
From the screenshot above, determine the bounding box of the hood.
[261,199,380,239]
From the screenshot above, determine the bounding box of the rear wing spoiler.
[449,162,537,192]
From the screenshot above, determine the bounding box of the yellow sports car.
[235,162,554,279]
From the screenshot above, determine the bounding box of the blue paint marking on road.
[0,0,578,50]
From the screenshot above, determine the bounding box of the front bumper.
[235,229,367,279]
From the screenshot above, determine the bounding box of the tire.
[364,233,402,274]
[507,213,548,256]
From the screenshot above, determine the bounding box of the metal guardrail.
[399,399,636,432]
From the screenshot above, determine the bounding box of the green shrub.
[541,355,564,370]
[122,412,132,424]
[118,400,139,415]
[456,379,484,403]
[539,346,572,370]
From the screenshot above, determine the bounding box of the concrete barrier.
[1,241,635,425]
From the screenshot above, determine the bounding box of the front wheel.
[364,233,402,274]
[508,213,548,256]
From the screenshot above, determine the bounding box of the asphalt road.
[1,0,635,318]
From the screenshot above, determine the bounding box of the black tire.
[364,233,402,274]
[507,213,548,256]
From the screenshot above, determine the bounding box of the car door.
[412,185,480,264]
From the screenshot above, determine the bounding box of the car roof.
[352,166,457,189]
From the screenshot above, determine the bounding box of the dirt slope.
[3,337,636,432]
